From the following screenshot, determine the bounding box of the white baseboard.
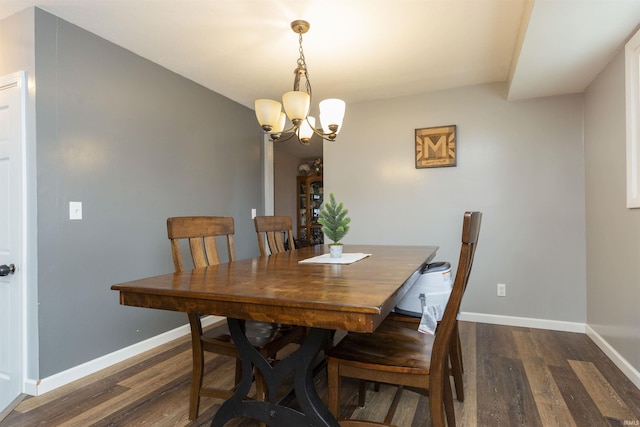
[585,325,640,389]
[24,313,639,397]
[460,312,640,389]
[459,311,586,333]
[24,315,224,396]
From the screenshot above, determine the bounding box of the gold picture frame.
[415,125,457,168]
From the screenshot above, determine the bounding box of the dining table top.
[111,244,438,333]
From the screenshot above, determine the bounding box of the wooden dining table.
[111,244,438,427]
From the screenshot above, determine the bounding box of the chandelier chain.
[297,33,307,74]
[296,33,312,95]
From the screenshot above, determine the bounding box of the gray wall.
[273,148,299,222]
[33,9,263,377]
[324,83,587,323]
[584,49,640,371]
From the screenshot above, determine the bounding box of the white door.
[0,72,26,413]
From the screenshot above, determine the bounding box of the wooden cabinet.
[297,174,324,246]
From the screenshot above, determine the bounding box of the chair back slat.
[169,239,185,273]
[254,216,295,256]
[188,236,218,267]
[167,216,235,273]
[266,232,285,254]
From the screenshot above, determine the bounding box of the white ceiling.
[3,0,640,158]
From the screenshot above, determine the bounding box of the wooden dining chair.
[254,215,296,256]
[166,216,305,420]
[326,211,482,427]
[253,215,320,349]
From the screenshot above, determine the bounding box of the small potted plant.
[318,193,351,258]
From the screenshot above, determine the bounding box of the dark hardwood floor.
[3,321,640,426]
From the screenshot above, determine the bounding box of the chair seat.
[327,318,434,375]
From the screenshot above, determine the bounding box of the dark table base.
[211,318,340,427]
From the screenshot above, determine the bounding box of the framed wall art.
[415,125,457,169]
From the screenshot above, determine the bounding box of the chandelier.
[254,20,346,146]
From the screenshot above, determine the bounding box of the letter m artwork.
[415,125,457,168]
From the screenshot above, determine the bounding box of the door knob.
[0,264,15,276]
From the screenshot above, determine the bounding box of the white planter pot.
[329,244,343,258]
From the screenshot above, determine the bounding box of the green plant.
[318,193,351,244]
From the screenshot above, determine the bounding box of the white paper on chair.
[417,290,451,335]
[418,305,444,335]
[298,253,371,265]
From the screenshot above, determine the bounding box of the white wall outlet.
[251,208,256,219]
[497,283,506,297]
[69,201,82,220]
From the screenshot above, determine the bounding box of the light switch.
[69,201,82,220]
[251,208,257,219]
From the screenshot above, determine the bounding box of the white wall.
[584,48,640,373]
[324,83,586,323]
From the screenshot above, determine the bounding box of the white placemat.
[298,253,371,265]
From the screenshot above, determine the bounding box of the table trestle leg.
[211,318,339,427]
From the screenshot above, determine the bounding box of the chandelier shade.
[282,91,311,123]
[273,112,286,134]
[299,116,315,143]
[319,98,346,133]
[255,20,345,145]
[255,99,283,131]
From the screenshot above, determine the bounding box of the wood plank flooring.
[3,321,640,426]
